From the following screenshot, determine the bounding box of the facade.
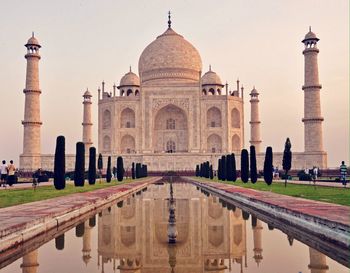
[20,20,328,171]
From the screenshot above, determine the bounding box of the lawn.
[0,179,138,208]
[193,177,350,206]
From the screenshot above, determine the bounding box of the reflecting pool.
[0,182,348,272]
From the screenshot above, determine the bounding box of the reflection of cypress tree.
[75,222,85,237]
[107,207,111,213]
[242,210,250,220]
[267,223,274,230]
[55,233,65,250]
[251,216,257,228]
[98,212,102,217]
[89,215,96,227]
[287,235,294,246]
[117,200,123,208]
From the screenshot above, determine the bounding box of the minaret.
[82,89,93,151]
[302,27,324,153]
[249,87,262,153]
[20,33,42,171]
[308,248,329,273]
[21,250,39,273]
[252,219,263,266]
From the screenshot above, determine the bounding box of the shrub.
[116,156,124,181]
[88,147,96,185]
[250,146,257,183]
[136,163,141,178]
[209,165,214,179]
[218,159,222,180]
[106,156,112,182]
[226,154,233,181]
[263,146,273,185]
[54,136,66,190]
[74,142,85,187]
[241,149,249,183]
[195,165,199,177]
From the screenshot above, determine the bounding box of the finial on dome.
[32,31,34,38]
[168,11,172,28]
[129,66,132,72]
[309,26,311,32]
[209,64,211,71]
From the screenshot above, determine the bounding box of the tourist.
[340,161,347,188]
[7,160,16,187]
[312,166,318,184]
[0,160,7,187]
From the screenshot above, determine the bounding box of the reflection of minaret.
[82,221,92,265]
[308,248,329,273]
[252,219,263,266]
[20,250,39,273]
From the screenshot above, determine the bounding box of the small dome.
[119,70,140,87]
[250,87,259,96]
[83,89,92,97]
[201,67,223,86]
[302,27,319,43]
[25,33,41,47]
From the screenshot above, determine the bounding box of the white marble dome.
[119,70,140,87]
[138,27,202,83]
[201,67,223,86]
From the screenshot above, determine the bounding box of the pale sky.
[0,0,348,167]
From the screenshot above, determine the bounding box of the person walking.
[312,166,318,185]
[340,161,347,188]
[7,160,16,187]
[0,160,8,187]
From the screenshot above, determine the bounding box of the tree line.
[195,138,292,186]
[53,136,148,190]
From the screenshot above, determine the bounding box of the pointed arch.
[231,108,240,128]
[121,135,135,154]
[232,134,241,152]
[207,107,222,128]
[207,134,222,153]
[121,108,135,128]
[103,135,111,151]
[103,109,111,129]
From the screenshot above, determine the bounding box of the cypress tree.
[221,155,226,181]
[264,146,273,185]
[226,154,233,181]
[232,153,237,182]
[88,147,96,185]
[282,138,292,187]
[116,156,124,181]
[54,135,66,190]
[106,156,112,182]
[131,162,136,179]
[136,163,141,178]
[250,146,258,184]
[209,165,214,179]
[74,142,85,187]
[206,161,210,178]
[145,165,148,177]
[241,149,249,183]
[218,158,222,180]
[97,153,103,180]
[195,165,199,177]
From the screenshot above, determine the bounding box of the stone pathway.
[196,180,350,226]
[0,177,159,252]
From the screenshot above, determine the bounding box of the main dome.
[138,27,202,83]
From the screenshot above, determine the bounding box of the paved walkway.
[273,179,346,188]
[195,180,350,226]
[0,177,159,252]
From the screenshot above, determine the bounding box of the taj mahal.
[19,15,327,172]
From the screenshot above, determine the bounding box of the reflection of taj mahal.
[98,183,248,273]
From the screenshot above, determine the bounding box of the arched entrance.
[153,104,188,153]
